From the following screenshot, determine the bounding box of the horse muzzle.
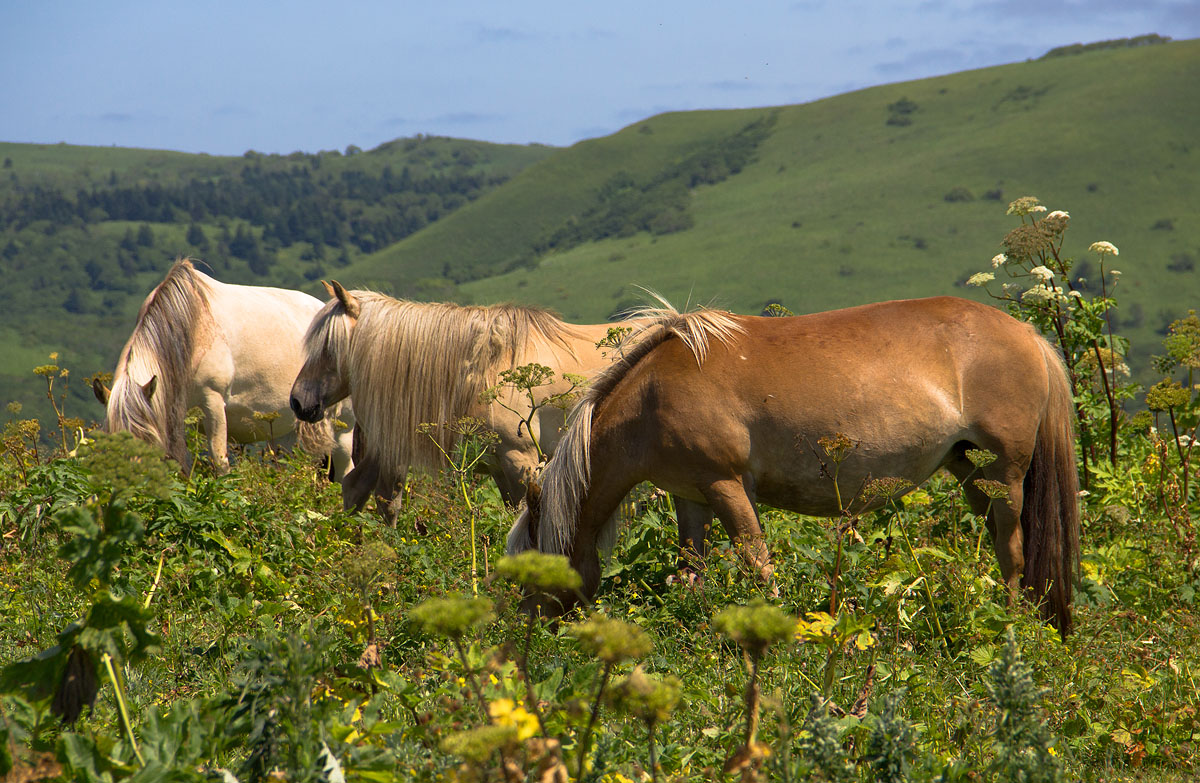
[289,394,323,423]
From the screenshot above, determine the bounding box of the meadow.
[1,197,1199,782]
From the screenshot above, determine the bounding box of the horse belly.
[744,398,963,517]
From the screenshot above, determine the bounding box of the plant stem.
[143,551,166,610]
[578,661,613,781]
[744,651,761,747]
[520,614,550,739]
[647,722,660,783]
[102,653,145,767]
[897,517,948,653]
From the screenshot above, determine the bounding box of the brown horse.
[507,296,1081,636]
[289,282,642,520]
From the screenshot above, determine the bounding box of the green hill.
[348,38,1199,381]
[2,37,1197,430]
[0,136,555,424]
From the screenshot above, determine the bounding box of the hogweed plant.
[985,628,1063,783]
[493,551,583,738]
[604,666,681,783]
[419,416,501,594]
[714,599,796,779]
[1149,312,1200,504]
[339,541,399,673]
[33,353,85,457]
[479,363,587,463]
[569,613,653,780]
[0,431,174,767]
[968,198,1137,478]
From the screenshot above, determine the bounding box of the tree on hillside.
[187,223,209,251]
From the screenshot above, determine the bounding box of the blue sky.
[3,1,1197,156]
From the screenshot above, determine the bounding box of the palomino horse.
[289,282,639,520]
[93,259,355,477]
[507,297,1081,636]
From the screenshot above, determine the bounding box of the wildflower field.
[2,201,1199,782]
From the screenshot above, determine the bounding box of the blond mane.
[105,258,211,451]
[510,305,745,557]
[341,293,578,475]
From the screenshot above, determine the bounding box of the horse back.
[588,297,1055,510]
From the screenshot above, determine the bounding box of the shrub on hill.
[533,114,777,261]
[1040,34,1171,59]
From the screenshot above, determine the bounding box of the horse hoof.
[667,570,705,592]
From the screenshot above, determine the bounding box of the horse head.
[290,281,357,423]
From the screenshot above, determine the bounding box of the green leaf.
[58,501,145,590]
[57,732,110,783]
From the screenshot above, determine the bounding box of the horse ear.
[92,378,111,405]
[330,280,361,319]
[140,376,158,402]
[321,280,336,298]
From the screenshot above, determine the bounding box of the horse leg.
[342,457,380,513]
[949,453,1027,603]
[199,390,230,475]
[374,467,412,530]
[700,476,774,586]
[674,497,714,586]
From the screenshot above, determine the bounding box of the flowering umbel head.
[410,595,495,640]
[606,665,682,727]
[1006,196,1042,217]
[494,551,583,593]
[715,599,797,657]
[570,614,652,664]
[1089,241,1119,256]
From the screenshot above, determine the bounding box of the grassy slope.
[348,40,1198,376]
[0,137,556,421]
[345,111,764,290]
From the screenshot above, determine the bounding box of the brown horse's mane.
[105,258,211,450]
[524,305,745,556]
[329,291,581,476]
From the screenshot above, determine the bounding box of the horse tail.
[507,304,745,559]
[295,417,333,459]
[1022,336,1081,636]
[105,258,210,463]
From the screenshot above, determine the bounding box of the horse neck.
[346,298,505,473]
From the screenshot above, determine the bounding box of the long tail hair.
[104,258,210,461]
[1022,336,1082,636]
[506,305,745,557]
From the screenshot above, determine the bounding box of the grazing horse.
[507,296,1081,636]
[93,258,355,477]
[289,282,640,520]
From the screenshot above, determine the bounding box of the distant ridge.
[1,37,1197,426]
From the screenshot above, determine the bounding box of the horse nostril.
[289,396,304,418]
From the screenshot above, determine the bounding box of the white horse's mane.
[105,258,210,449]
[308,291,579,475]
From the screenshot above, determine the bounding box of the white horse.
[93,258,355,477]
[289,281,641,519]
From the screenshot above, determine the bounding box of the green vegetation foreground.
[1,200,1198,781]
